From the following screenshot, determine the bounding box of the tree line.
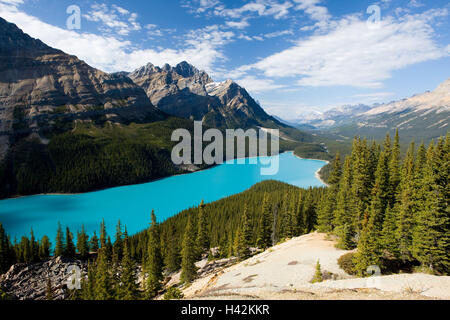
[1,132,448,300]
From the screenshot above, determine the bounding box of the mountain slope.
[128,62,282,129]
[0,17,162,159]
[294,80,450,142]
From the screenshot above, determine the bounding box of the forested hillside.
[1,133,448,300]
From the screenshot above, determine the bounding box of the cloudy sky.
[0,0,449,119]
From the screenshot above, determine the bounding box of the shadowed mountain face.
[0,17,162,158]
[128,62,283,129]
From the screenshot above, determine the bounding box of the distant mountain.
[294,104,373,128]
[294,81,449,142]
[0,17,162,159]
[128,62,282,129]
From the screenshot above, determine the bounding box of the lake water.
[0,152,326,242]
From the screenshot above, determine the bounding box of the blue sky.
[0,0,449,119]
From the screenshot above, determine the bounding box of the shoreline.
[290,151,330,187]
[3,151,329,201]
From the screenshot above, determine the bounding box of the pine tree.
[145,210,163,299]
[55,223,64,258]
[181,215,198,284]
[77,225,90,260]
[94,247,114,300]
[0,223,13,274]
[388,129,401,207]
[350,138,372,232]
[196,200,208,257]
[90,232,99,253]
[100,219,107,249]
[412,138,450,274]
[381,206,398,257]
[64,227,76,258]
[317,153,341,232]
[395,142,416,261]
[256,193,273,249]
[164,224,181,273]
[236,203,252,260]
[39,236,51,260]
[29,229,38,263]
[119,229,139,300]
[112,220,123,266]
[334,157,355,249]
[105,236,113,262]
[312,260,323,283]
[354,212,383,276]
[84,261,96,300]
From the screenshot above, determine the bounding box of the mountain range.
[293,80,450,142]
[0,17,311,198]
[127,61,281,129]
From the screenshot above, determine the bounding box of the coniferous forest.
[0,132,449,300]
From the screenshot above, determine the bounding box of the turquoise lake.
[0,152,326,242]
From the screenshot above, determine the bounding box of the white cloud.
[214,0,293,20]
[293,0,330,22]
[240,10,449,88]
[0,3,230,74]
[235,76,286,93]
[225,19,250,29]
[0,0,23,5]
[83,3,141,36]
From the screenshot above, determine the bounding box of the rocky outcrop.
[0,17,162,159]
[129,62,282,129]
[0,257,87,300]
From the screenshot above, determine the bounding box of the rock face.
[0,257,87,300]
[129,62,281,129]
[0,17,161,159]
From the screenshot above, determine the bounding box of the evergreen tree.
[412,138,450,274]
[77,225,90,260]
[105,236,113,262]
[312,260,323,283]
[112,220,123,266]
[395,143,416,261]
[181,215,198,284]
[381,206,398,257]
[100,219,107,249]
[317,153,341,232]
[145,210,163,299]
[256,193,273,249]
[236,203,252,260]
[196,200,208,257]
[55,223,64,258]
[64,227,76,258]
[350,138,372,232]
[39,236,51,260]
[94,248,114,300]
[90,232,99,253]
[84,261,96,300]
[119,229,139,300]
[164,224,181,273]
[334,157,356,249]
[354,212,383,276]
[388,130,401,207]
[0,223,14,274]
[29,229,39,263]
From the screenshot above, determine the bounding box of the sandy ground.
[180,233,450,300]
